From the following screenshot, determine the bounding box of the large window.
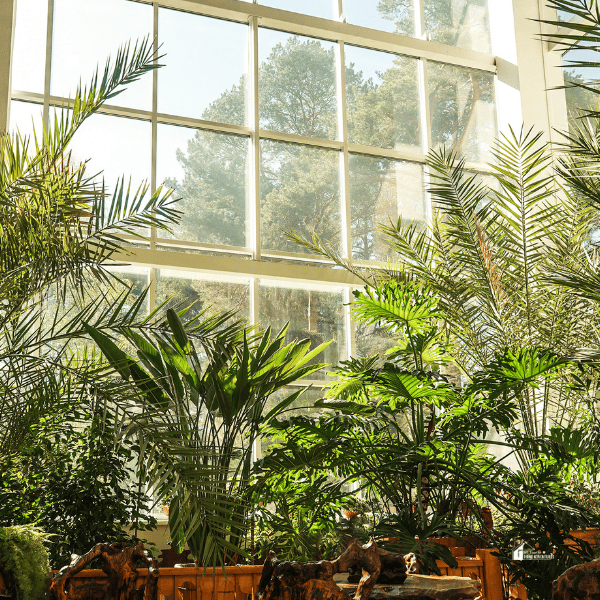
[8,0,499,378]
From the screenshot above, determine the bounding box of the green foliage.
[0,40,180,463]
[257,279,600,587]
[254,472,347,562]
[0,40,184,566]
[293,127,600,454]
[0,525,50,600]
[256,282,502,572]
[0,402,157,568]
[87,306,330,567]
[490,451,599,600]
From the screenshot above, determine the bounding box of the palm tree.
[0,38,180,463]
[87,306,330,567]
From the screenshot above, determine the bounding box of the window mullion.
[337,40,352,262]
[151,1,158,253]
[414,0,425,39]
[42,0,54,128]
[0,0,16,133]
[419,57,433,224]
[249,15,261,261]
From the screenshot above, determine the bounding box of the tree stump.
[257,539,407,600]
[157,545,191,568]
[552,558,600,600]
[47,542,158,600]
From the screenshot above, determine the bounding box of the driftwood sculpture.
[47,542,158,600]
[257,540,408,600]
[552,558,600,600]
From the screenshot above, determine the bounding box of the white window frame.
[0,0,569,386]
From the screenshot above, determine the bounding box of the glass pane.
[12,0,48,93]
[157,124,249,247]
[156,270,250,322]
[260,140,341,253]
[259,29,337,140]
[428,62,496,164]
[9,101,43,140]
[258,280,345,380]
[349,155,424,261]
[557,9,572,21]
[51,0,153,110]
[158,9,248,125]
[563,48,600,119]
[43,266,149,355]
[69,113,151,192]
[259,0,336,20]
[344,0,414,36]
[345,45,421,151]
[424,0,492,54]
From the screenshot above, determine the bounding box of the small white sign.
[512,544,553,561]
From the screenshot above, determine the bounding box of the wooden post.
[476,549,504,600]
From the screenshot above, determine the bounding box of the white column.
[508,0,567,141]
[0,0,17,133]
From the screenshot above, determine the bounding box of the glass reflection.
[258,280,345,380]
[69,112,151,190]
[345,45,421,151]
[11,0,47,94]
[349,155,424,261]
[9,101,43,140]
[562,47,600,122]
[428,62,496,164]
[343,0,414,36]
[260,140,341,253]
[157,124,249,247]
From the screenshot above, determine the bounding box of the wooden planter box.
[61,564,263,600]
[58,551,506,600]
[569,528,600,549]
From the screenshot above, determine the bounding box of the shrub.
[0,525,50,600]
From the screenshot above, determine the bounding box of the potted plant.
[0,525,50,600]
[87,307,330,569]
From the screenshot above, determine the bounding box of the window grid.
[8,0,501,387]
